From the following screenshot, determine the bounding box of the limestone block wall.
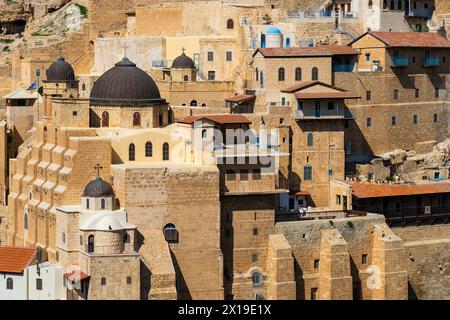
[394,225,450,300]
[275,214,409,300]
[112,164,223,300]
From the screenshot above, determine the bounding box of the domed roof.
[89,57,166,106]
[81,213,125,231]
[46,56,75,83]
[172,52,195,69]
[267,27,282,35]
[83,177,114,198]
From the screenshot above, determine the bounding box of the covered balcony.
[423,56,439,67]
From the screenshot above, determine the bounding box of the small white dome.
[81,212,125,231]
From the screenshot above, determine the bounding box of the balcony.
[295,109,352,120]
[391,56,409,67]
[406,9,433,18]
[221,173,288,195]
[423,56,439,67]
[333,64,355,72]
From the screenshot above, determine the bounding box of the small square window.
[208,71,216,81]
[252,253,258,262]
[362,254,368,264]
[314,259,320,269]
[72,111,78,116]
[207,51,214,61]
[127,276,132,284]
[328,169,333,176]
[240,169,249,181]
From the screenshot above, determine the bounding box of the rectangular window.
[311,288,318,300]
[365,53,370,62]
[72,111,78,116]
[328,169,333,176]
[413,114,418,124]
[226,170,236,181]
[253,228,258,236]
[297,101,303,111]
[412,56,416,63]
[366,117,372,127]
[240,169,249,181]
[226,51,232,61]
[434,113,438,123]
[304,166,312,181]
[336,195,341,205]
[415,89,419,98]
[362,254,368,264]
[208,71,216,81]
[314,259,320,269]
[391,116,396,126]
[207,51,214,61]
[366,90,371,101]
[252,253,258,262]
[36,278,43,291]
[394,90,399,100]
[435,88,440,98]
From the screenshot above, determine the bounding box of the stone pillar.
[369,223,408,300]
[265,234,296,300]
[318,229,353,300]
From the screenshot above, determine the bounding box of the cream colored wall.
[165,36,201,63]
[350,33,387,71]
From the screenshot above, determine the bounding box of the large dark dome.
[172,52,195,69]
[46,56,75,83]
[89,57,165,106]
[83,177,114,198]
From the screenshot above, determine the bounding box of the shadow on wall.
[294,258,305,300]
[170,251,192,300]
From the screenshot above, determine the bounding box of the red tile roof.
[225,95,256,104]
[346,181,450,199]
[178,114,251,125]
[0,246,36,273]
[253,45,358,57]
[352,31,450,48]
[64,270,90,282]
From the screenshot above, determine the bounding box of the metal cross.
[94,163,103,177]
[181,47,186,54]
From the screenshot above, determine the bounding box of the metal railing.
[407,9,433,18]
[295,109,351,120]
[222,174,284,194]
[333,64,355,72]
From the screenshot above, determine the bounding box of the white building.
[0,246,65,300]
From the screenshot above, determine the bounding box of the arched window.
[190,100,197,107]
[252,271,263,288]
[383,0,388,9]
[129,143,135,161]
[398,0,402,10]
[101,199,105,209]
[312,67,319,81]
[88,235,94,253]
[227,19,234,29]
[145,142,153,157]
[24,212,28,230]
[163,223,178,243]
[369,0,373,9]
[256,68,259,81]
[133,112,141,127]
[261,34,266,48]
[163,143,169,161]
[201,103,207,107]
[260,71,264,88]
[6,278,13,290]
[101,277,106,285]
[86,198,90,209]
[183,75,189,81]
[390,0,395,9]
[295,67,302,81]
[202,129,207,139]
[102,111,109,127]
[286,37,291,48]
[127,276,132,284]
[307,133,314,147]
[82,83,86,91]
[278,67,285,81]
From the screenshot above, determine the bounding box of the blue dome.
[267,27,282,35]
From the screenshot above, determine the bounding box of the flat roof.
[177,114,251,125]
